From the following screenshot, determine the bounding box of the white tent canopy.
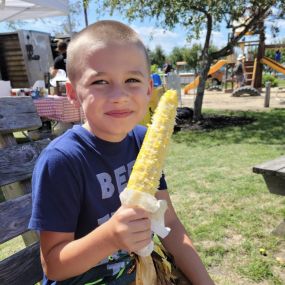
[0,0,69,22]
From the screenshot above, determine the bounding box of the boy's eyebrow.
[128,71,145,77]
[89,70,145,77]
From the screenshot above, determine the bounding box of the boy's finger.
[123,206,150,220]
[133,237,152,252]
[129,218,151,233]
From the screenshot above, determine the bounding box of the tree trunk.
[193,58,212,121]
[253,21,265,89]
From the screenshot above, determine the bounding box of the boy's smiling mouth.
[105,109,134,118]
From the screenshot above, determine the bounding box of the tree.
[149,45,166,68]
[168,47,184,68]
[95,0,285,120]
[183,44,202,74]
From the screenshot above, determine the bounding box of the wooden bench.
[253,155,285,236]
[0,97,50,285]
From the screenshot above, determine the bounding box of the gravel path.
[181,88,285,111]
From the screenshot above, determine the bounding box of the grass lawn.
[166,109,285,284]
[277,78,285,88]
[1,109,284,284]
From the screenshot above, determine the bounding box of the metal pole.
[83,1,88,27]
[67,14,73,36]
[264,81,271,108]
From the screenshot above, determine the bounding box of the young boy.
[29,20,214,285]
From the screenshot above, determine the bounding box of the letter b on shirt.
[96,173,115,199]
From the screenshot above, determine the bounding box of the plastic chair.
[151,73,162,87]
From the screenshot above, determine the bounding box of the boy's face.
[67,42,152,142]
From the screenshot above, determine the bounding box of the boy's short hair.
[67,20,150,83]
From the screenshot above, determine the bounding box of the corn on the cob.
[127,89,178,196]
[120,90,178,285]
[120,89,178,258]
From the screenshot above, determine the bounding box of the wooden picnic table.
[253,155,285,236]
[253,155,285,196]
[0,96,48,284]
[33,95,84,123]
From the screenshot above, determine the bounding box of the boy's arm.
[156,190,215,285]
[40,206,151,281]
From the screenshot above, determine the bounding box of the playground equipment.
[183,59,228,93]
[231,18,285,97]
[231,56,285,96]
[260,57,285,75]
[183,22,285,97]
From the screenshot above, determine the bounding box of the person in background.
[29,20,215,285]
[274,49,281,63]
[163,61,173,75]
[233,54,246,88]
[49,40,67,78]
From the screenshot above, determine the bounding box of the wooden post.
[264,81,271,107]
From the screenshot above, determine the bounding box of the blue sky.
[0,1,285,55]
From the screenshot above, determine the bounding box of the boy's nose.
[109,85,129,102]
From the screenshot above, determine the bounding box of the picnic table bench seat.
[0,96,50,285]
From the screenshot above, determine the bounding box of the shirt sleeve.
[29,148,82,233]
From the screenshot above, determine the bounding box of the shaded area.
[176,113,255,131]
[174,109,285,146]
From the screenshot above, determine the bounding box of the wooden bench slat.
[0,193,33,243]
[252,155,285,177]
[253,155,285,195]
[0,139,49,186]
[0,97,42,133]
[0,242,42,285]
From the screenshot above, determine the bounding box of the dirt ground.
[181,87,285,111]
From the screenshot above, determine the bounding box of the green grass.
[0,236,25,261]
[277,78,285,88]
[166,109,285,284]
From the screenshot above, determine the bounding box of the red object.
[33,95,85,123]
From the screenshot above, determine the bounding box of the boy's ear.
[66,81,81,108]
[147,78,154,100]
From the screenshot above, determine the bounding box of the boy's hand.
[107,206,151,253]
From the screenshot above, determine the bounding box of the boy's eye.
[92,79,108,85]
[126,78,140,83]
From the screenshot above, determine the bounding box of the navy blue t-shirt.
[29,124,167,284]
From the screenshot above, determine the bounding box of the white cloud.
[132,25,184,54]
[132,25,229,54]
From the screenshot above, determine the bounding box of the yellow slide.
[261,57,285,75]
[184,59,228,94]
